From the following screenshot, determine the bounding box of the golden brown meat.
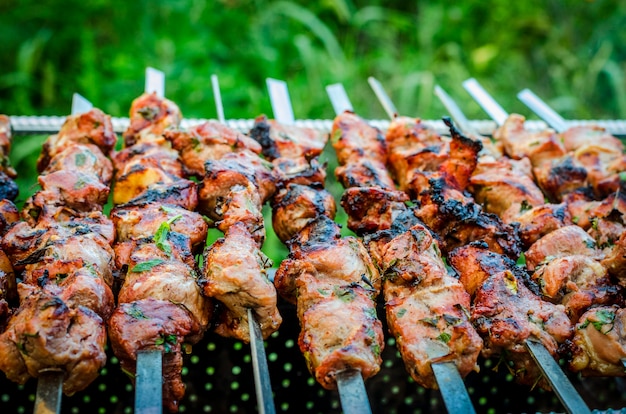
[123,92,182,146]
[200,222,279,340]
[524,225,601,271]
[568,306,626,376]
[515,202,571,249]
[165,121,262,177]
[331,111,387,166]
[271,183,336,243]
[274,216,384,389]
[108,299,201,413]
[372,223,482,389]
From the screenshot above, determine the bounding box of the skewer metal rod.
[525,339,591,414]
[135,350,163,414]
[434,85,476,136]
[367,76,398,120]
[326,83,354,114]
[336,369,372,414]
[248,308,276,414]
[211,74,226,124]
[34,369,63,414]
[266,78,295,125]
[432,362,476,414]
[133,68,165,414]
[517,89,569,133]
[462,78,509,126]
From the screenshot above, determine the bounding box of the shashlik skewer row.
[247,80,383,414]
[438,81,625,394]
[326,85,482,414]
[107,77,212,413]
[354,80,584,405]
[162,77,282,413]
[0,95,117,412]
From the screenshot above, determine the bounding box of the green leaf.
[436,332,451,343]
[131,259,165,273]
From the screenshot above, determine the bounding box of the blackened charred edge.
[249,115,280,161]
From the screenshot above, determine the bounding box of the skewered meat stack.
[244,114,387,391]
[107,92,212,412]
[328,110,483,390]
[0,116,21,328]
[0,108,117,395]
[164,118,281,344]
[477,114,626,377]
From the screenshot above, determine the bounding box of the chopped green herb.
[370,343,381,357]
[572,216,579,224]
[330,128,343,144]
[519,200,532,213]
[516,252,526,267]
[155,333,178,353]
[420,316,439,327]
[436,332,451,343]
[127,303,148,319]
[131,259,165,273]
[334,286,356,302]
[454,304,471,320]
[397,308,407,318]
[74,176,88,189]
[160,205,178,214]
[443,314,462,326]
[591,217,599,230]
[503,272,518,295]
[619,171,626,182]
[75,152,87,167]
[584,239,596,249]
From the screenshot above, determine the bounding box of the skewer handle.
[135,350,163,414]
[336,369,372,414]
[211,74,226,123]
[462,78,509,126]
[34,369,63,414]
[145,67,165,98]
[326,83,354,115]
[525,339,591,414]
[517,89,569,133]
[367,76,398,120]
[248,308,276,414]
[434,85,476,135]
[266,78,295,125]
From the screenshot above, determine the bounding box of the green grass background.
[1,0,625,263]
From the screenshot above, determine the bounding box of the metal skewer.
[211,74,276,414]
[134,66,165,414]
[365,78,478,414]
[269,78,372,414]
[516,89,569,133]
[34,91,94,414]
[461,77,592,414]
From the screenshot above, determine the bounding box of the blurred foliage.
[1,0,625,263]
[1,0,625,120]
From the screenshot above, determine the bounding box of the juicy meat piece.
[331,111,387,166]
[437,118,483,192]
[525,225,602,271]
[199,149,276,216]
[271,184,336,243]
[470,156,545,223]
[335,159,396,190]
[108,299,201,413]
[249,114,327,161]
[568,306,626,376]
[0,199,19,235]
[602,232,626,286]
[416,178,522,259]
[165,121,262,177]
[118,243,210,329]
[515,203,571,249]
[113,143,184,178]
[45,144,113,183]
[473,270,573,387]
[214,184,266,244]
[116,180,198,211]
[274,216,383,388]
[111,203,208,247]
[270,156,327,188]
[123,92,182,146]
[375,223,482,388]
[201,223,279,340]
[533,155,588,202]
[532,255,620,321]
[340,187,409,235]
[37,108,116,171]
[0,292,106,395]
[29,170,110,211]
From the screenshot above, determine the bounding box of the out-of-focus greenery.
[1,0,625,263]
[1,0,625,120]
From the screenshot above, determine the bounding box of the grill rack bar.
[8,115,626,137]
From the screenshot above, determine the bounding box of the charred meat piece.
[568,306,626,376]
[275,216,383,389]
[515,203,571,249]
[271,183,336,243]
[165,121,262,177]
[374,223,482,389]
[201,222,279,340]
[524,225,601,271]
[108,299,201,413]
[340,187,409,235]
[331,111,387,166]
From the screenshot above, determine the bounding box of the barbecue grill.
[1,116,626,414]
